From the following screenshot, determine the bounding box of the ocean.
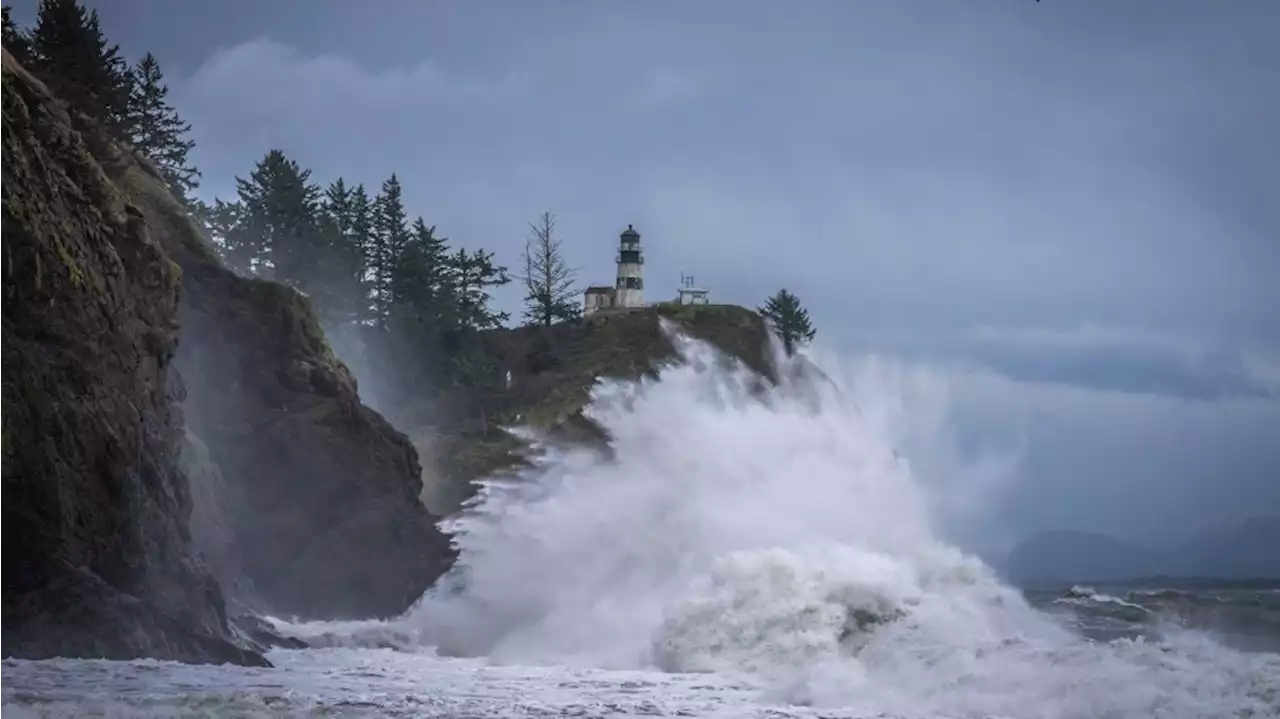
[4,326,1277,718]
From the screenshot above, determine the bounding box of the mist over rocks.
[396,303,777,517]
[97,104,454,623]
[0,16,798,658]
[3,42,453,670]
[0,50,265,666]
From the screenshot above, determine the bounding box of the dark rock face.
[0,51,266,666]
[3,563,269,666]
[94,116,454,622]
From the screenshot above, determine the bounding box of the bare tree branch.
[520,210,581,327]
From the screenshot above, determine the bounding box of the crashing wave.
[267,325,1279,717]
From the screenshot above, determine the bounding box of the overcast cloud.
[13,0,1277,553]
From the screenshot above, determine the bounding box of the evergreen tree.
[209,154,517,395]
[127,52,200,200]
[348,184,376,322]
[313,178,371,324]
[520,210,580,327]
[322,178,354,238]
[196,198,255,274]
[384,218,454,378]
[29,0,132,135]
[759,288,816,356]
[446,247,510,334]
[437,247,509,388]
[370,174,411,326]
[392,218,451,314]
[234,149,321,284]
[3,7,33,65]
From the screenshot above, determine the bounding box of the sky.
[11,0,1278,555]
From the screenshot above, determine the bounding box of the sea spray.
[273,323,1278,718]
[409,323,982,668]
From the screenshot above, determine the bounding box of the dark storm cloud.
[962,328,1273,401]
[855,326,1276,401]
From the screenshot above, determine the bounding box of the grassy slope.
[412,303,775,514]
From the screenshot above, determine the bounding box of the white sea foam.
[387,323,1277,717]
[5,324,1277,718]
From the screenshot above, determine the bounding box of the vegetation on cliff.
[519,210,583,328]
[5,1,200,200]
[759,288,817,357]
[197,153,514,415]
[5,0,457,626]
[3,3,805,438]
[94,111,455,622]
[2,0,815,625]
[125,51,199,199]
[411,303,776,515]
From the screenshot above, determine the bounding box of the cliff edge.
[88,100,453,623]
[1,50,266,665]
[412,303,776,515]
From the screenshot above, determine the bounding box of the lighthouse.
[614,224,644,308]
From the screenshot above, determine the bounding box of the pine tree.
[520,210,580,327]
[383,218,454,378]
[446,247,510,333]
[438,247,509,388]
[370,174,411,326]
[313,178,371,325]
[3,7,33,65]
[392,218,451,313]
[759,288,816,356]
[127,52,200,200]
[29,0,132,135]
[322,178,354,237]
[197,198,255,274]
[348,184,376,322]
[234,149,321,283]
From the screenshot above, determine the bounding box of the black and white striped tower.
[615,224,644,308]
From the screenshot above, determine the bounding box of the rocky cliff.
[0,51,265,665]
[89,108,453,622]
[411,304,777,516]
[3,43,452,648]
[1,45,774,644]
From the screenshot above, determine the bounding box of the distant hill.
[1004,515,1280,587]
[1005,530,1164,586]
[1175,515,1280,578]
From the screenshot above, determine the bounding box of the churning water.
[4,324,1278,718]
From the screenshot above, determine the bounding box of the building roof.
[585,286,614,294]
[620,224,640,240]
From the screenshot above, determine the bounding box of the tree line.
[3,0,524,400]
[4,1,199,200]
[4,0,819,384]
[203,152,512,392]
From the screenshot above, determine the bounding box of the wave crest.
[272,326,1278,716]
